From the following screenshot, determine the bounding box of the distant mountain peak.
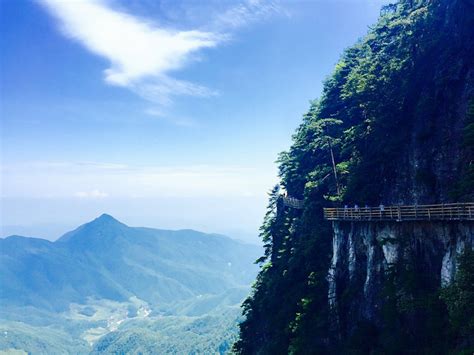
[83,213,129,230]
[77,213,127,231]
[57,214,127,243]
[94,213,121,223]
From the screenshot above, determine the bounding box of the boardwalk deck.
[323,203,474,222]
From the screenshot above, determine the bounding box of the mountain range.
[0,214,261,353]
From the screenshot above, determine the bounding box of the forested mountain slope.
[234,0,474,353]
[1,214,259,312]
[0,215,260,354]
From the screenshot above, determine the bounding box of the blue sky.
[1,0,388,242]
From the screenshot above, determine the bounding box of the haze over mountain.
[0,215,261,353]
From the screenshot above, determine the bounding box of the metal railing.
[281,196,304,209]
[323,203,474,222]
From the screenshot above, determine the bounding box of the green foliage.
[0,321,90,355]
[0,307,244,355]
[235,0,474,353]
[463,100,474,148]
[369,259,450,354]
[92,308,242,355]
[453,99,474,199]
[441,249,474,351]
[255,185,281,264]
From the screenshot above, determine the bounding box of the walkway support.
[323,203,474,222]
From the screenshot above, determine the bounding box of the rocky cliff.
[329,221,474,337]
[235,0,474,353]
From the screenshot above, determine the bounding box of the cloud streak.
[75,189,109,199]
[214,0,286,30]
[39,0,221,105]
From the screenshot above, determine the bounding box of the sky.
[1,0,389,243]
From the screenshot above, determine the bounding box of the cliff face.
[235,1,474,353]
[329,221,474,335]
[341,0,474,205]
[385,8,474,204]
[389,55,474,205]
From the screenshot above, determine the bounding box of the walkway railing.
[281,196,304,209]
[323,203,474,222]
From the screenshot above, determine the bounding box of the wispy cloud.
[214,0,286,30]
[38,0,284,108]
[39,0,221,105]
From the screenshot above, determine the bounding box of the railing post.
[397,206,401,221]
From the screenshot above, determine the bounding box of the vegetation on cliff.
[234,0,474,353]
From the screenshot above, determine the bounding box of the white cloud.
[39,0,285,106]
[75,189,109,199]
[39,0,221,105]
[214,0,286,30]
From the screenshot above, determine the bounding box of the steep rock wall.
[328,220,474,335]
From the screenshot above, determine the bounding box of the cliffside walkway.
[280,195,474,222]
[281,196,304,209]
[323,203,474,222]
